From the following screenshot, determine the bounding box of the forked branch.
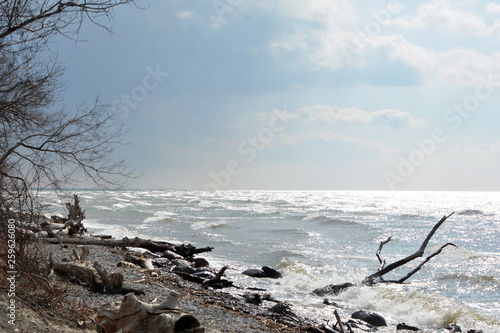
[363,212,455,285]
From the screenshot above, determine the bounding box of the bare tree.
[0,0,137,215]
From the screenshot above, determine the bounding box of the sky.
[56,0,500,191]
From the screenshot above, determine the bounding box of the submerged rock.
[312,282,355,296]
[351,310,387,327]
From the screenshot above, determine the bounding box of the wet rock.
[151,257,172,268]
[397,322,419,331]
[171,259,193,267]
[193,270,215,279]
[351,310,387,327]
[242,268,267,278]
[243,292,263,305]
[171,265,196,274]
[262,266,282,278]
[466,330,483,333]
[191,257,210,268]
[242,266,281,279]
[312,282,355,296]
[445,324,462,332]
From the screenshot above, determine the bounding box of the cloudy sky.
[57,0,500,191]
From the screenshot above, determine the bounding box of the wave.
[143,211,177,223]
[303,215,371,229]
[190,221,228,230]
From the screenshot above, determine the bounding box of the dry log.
[44,236,213,259]
[51,261,102,292]
[95,292,205,333]
[363,212,455,285]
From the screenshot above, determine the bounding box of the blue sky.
[57,0,500,190]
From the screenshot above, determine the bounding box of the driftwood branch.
[334,310,347,333]
[376,237,391,272]
[363,212,454,285]
[394,242,457,284]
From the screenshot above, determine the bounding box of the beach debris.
[351,310,387,327]
[242,266,282,279]
[50,247,142,294]
[44,236,214,259]
[201,266,233,289]
[95,292,205,333]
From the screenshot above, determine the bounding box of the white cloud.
[393,0,498,36]
[176,10,197,19]
[279,131,393,154]
[285,105,425,127]
[485,3,500,13]
[264,0,500,86]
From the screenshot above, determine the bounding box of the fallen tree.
[363,212,456,285]
[314,212,457,296]
[44,236,214,259]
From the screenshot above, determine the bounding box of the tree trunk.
[95,292,205,333]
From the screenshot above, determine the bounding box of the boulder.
[351,310,387,327]
[242,266,282,279]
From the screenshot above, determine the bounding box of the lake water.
[44,190,500,332]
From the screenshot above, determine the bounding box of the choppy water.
[44,190,500,332]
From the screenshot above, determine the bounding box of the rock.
[162,250,183,260]
[242,268,267,278]
[445,324,462,332]
[171,265,196,274]
[466,330,483,333]
[397,322,419,331]
[151,257,172,268]
[262,266,282,278]
[191,258,209,268]
[312,282,355,296]
[242,266,281,279]
[171,259,193,267]
[351,310,387,327]
[243,293,263,305]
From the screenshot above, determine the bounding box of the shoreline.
[1,240,319,333]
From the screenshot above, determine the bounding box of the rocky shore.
[1,238,322,333]
[0,201,485,333]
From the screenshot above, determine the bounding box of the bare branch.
[363,212,455,285]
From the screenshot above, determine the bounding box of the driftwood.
[44,236,213,259]
[201,266,233,289]
[363,212,455,285]
[50,247,139,294]
[95,292,205,333]
[315,213,457,297]
[66,194,86,221]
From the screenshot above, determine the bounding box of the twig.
[334,310,346,333]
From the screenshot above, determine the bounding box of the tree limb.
[363,212,454,285]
